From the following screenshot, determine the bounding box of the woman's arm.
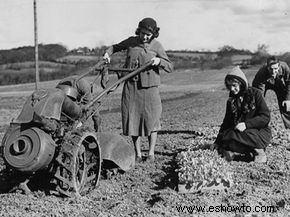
[104,37,137,60]
[155,41,173,73]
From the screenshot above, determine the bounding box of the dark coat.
[215,87,272,149]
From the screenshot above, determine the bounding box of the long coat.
[252,61,290,128]
[110,36,173,136]
[215,87,272,149]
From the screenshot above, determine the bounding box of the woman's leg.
[227,140,254,154]
[223,140,256,162]
[132,136,141,158]
[148,131,157,157]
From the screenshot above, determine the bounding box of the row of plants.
[176,138,233,193]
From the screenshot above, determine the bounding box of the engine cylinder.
[3,126,56,173]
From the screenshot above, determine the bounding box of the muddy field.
[0,67,290,217]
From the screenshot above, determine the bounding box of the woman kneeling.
[213,66,272,163]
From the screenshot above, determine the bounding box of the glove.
[235,122,246,132]
[103,52,110,63]
[282,100,290,112]
[151,57,161,66]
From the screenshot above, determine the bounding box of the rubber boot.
[254,149,267,163]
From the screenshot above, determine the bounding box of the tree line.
[0,43,290,86]
[0,44,68,64]
[0,43,288,68]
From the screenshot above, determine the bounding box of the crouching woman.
[213,66,272,163]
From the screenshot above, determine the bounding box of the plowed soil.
[0,67,289,217]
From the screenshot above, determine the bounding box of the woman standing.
[213,67,271,163]
[103,17,173,163]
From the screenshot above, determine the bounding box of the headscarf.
[225,67,255,125]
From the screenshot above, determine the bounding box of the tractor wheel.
[51,132,101,197]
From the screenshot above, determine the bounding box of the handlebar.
[84,60,153,110]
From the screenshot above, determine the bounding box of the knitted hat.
[225,66,248,89]
[137,17,160,37]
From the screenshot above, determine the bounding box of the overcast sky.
[0,0,289,54]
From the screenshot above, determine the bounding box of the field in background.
[0,46,258,87]
[0,65,260,95]
[0,56,103,86]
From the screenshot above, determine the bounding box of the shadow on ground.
[158,130,204,136]
[152,153,179,191]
